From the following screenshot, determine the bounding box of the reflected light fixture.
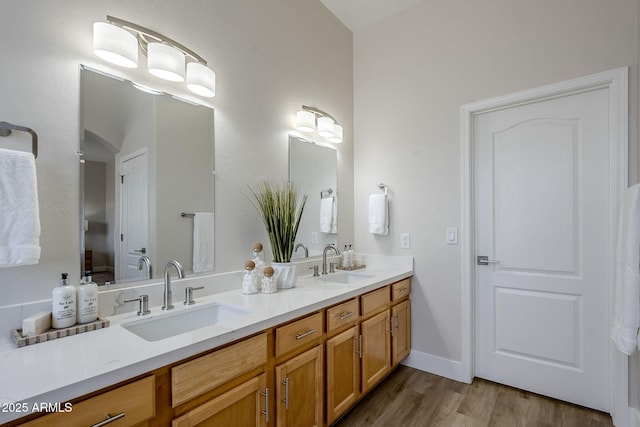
[295,105,343,143]
[93,16,216,97]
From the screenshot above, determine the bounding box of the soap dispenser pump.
[52,273,77,329]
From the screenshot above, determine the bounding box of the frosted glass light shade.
[148,42,185,82]
[328,123,343,143]
[186,62,216,97]
[296,110,316,132]
[93,22,138,68]
[317,116,335,137]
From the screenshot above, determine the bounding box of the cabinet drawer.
[391,278,411,301]
[172,333,267,407]
[275,312,322,358]
[361,286,390,318]
[21,376,155,427]
[327,298,359,335]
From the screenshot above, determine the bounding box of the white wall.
[0,0,353,305]
[354,0,638,372]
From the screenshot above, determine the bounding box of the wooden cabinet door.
[361,310,391,393]
[275,344,323,427]
[172,374,267,427]
[391,299,411,367]
[326,326,360,424]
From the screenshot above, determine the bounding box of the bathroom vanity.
[0,257,412,426]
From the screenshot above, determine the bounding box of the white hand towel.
[0,148,41,267]
[368,194,389,235]
[320,197,337,234]
[611,183,640,355]
[193,212,214,273]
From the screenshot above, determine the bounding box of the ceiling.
[319,0,424,32]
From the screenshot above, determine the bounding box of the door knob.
[477,256,499,265]
[134,247,146,254]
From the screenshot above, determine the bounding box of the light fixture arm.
[301,105,337,123]
[106,15,207,64]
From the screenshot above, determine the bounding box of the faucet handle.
[329,262,336,273]
[309,265,320,277]
[184,286,205,305]
[124,294,151,316]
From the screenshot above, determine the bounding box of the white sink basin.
[122,302,251,342]
[318,272,373,284]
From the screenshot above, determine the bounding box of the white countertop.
[0,259,412,424]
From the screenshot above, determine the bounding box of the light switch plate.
[446,227,458,245]
[400,233,411,249]
[311,232,319,244]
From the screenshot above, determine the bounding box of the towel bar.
[0,121,38,158]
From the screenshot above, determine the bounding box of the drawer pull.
[295,328,317,340]
[261,387,269,422]
[90,412,125,427]
[339,311,355,320]
[399,287,408,293]
[281,378,289,410]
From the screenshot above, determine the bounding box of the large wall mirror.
[80,66,215,285]
[289,135,338,258]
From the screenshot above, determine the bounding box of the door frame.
[460,68,628,423]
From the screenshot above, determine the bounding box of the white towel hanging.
[368,193,389,235]
[0,148,41,268]
[193,212,214,273]
[611,183,640,354]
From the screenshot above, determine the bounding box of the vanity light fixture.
[295,105,343,143]
[93,16,216,97]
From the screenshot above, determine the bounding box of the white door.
[473,87,611,411]
[119,152,149,282]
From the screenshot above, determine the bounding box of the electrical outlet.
[311,232,319,244]
[400,233,411,249]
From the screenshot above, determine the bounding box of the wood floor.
[333,366,613,427]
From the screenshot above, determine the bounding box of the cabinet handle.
[281,378,289,410]
[339,311,354,320]
[357,335,362,358]
[90,412,125,427]
[295,328,317,340]
[261,387,269,422]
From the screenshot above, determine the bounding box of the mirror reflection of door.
[119,151,149,283]
[80,66,215,283]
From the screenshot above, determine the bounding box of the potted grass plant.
[249,181,307,288]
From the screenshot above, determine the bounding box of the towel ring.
[0,121,38,158]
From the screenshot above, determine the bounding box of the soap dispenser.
[77,272,98,324]
[52,273,77,329]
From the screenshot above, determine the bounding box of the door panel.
[119,152,149,283]
[474,87,610,411]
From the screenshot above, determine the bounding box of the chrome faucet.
[137,256,152,280]
[162,260,184,310]
[322,244,340,275]
[294,243,309,258]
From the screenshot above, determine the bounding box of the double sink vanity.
[0,255,412,426]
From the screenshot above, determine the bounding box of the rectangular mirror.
[288,135,338,258]
[80,66,215,284]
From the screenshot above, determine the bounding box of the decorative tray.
[10,317,110,348]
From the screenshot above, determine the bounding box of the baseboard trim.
[401,350,470,384]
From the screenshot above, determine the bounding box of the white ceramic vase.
[271,262,297,289]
